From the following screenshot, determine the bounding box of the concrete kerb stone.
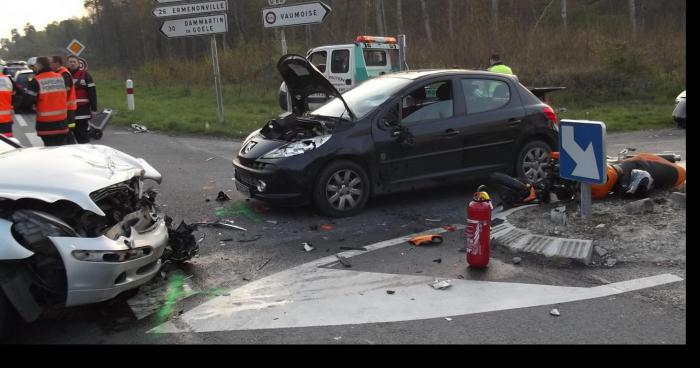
[490,206,594,265]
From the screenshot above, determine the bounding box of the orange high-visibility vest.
[0,74,12,137]
[34,71,68,136]
[56,66,77,111]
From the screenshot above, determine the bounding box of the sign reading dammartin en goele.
[160,13,228,38]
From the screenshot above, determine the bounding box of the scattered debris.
[131,123,149,133]
[205,198,211,202]
[238,235,262,243]
[220,238,233,242]
[429,279,452,290]
[589,275,611,285]
[162,217,199,263]
[458,247,467,253]
[425,218,442,222]
[333,336,342,341]
[242,277,250,281]
[550,308,561,317]
[605,258,618,268]
[550,206,567,226]
[512,257,522,265]
[321,224,334,231]
[197,233,206,244]
[441,224,457,232]
[266,220,278,225]
[595,224,606,229]
[624,198,654,215]
[216,191,231,202]
[594,246,608,257]
[336,255,352,267]
[303,242,315,252]
[491,218,505,226]
[339,246,367,251]
[309,225,319,231]
[409,234,443,246]
[457,275,465,279]
[257,257,273,271]
[205,156,216,162]
[444,317,453,321]
[432,258,442,264]
[193,220,247,232]
[386,290,395,295]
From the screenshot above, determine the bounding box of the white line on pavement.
[14,114,27,127]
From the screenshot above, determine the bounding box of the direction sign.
[559,120,607,184]
[66,39,86,56]
[160,13,228,38]
[262,1,331,28]
[268,0,286,5]
[153,0,227,18]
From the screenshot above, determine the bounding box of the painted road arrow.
[262,1,332,28]
[149,219,682,334]
[562,125,601,181]
[160,14,228,38]
[153,0,227,18]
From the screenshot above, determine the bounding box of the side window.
[363,50,387,66]
[461,79,510,114]
[309,51,327,73]
[401,81,454,124]
[331,49,350,74]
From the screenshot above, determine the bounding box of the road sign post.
[559,119,607,220]
[155,1,228,124]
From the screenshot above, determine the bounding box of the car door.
[459,77,527,172]
[328,48,354,93]
[373,79,467,185]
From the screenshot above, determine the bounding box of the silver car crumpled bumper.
[48,217,168,307]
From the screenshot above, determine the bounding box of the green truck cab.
[279,35,403,111]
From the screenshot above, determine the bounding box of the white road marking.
[150,222,682,334]
[25,133,44,147]
[14,114,28,127]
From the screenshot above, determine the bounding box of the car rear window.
[363,50,387,67]
[462,79,511,114]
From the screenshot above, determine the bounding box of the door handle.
[443,129,460,137]
[507,119,522,126]
[345,79,352,85]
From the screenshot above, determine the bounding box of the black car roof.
[386,69,519,81]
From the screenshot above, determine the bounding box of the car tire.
[0,290,18,341]
[313,160,370,218]
[516,140,552,184]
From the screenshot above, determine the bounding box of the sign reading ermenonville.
[160,13,228,38]
[262,1,332,28]
[153,0,228,18]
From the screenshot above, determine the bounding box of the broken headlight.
[72,247,153,262]
[262,135,332,159]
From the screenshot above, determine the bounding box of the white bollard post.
[126,79,135,111]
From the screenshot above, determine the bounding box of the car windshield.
[311,76,412,120]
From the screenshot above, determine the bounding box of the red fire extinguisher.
[466,185,493,268]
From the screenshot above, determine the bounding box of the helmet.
[26,57,37,67]
[591,165,619,199]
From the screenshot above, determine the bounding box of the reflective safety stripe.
[37,109,68,117]
[75,115,92,120]
[76,98,90,103]
[87,83,95,87]
[68,123,76,128]
[36,128,69,136]
[24,90,38,96]
[0,110,12,114]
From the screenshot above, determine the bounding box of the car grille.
[235,170,257,186]
[238,158,268,171]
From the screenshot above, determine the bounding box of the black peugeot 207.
[234,55,559,217]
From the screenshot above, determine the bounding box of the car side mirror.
[379,103,401,130]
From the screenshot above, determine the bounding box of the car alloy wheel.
[521,143,550,183]
[325,169,363,211]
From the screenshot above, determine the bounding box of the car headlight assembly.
[262,135,332,159]
[243,129,261,146]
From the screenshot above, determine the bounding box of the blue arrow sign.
[559,120,607,184]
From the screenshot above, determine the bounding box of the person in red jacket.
[0,73,14,138]
[67,55,97,143]
[23,57,69,146]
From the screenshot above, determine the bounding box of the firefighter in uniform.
[24,57,69,146]
[51,55,77,144]
[67,55,97,143]
[0,72,14,138]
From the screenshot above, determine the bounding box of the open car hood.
[277,54,355,118]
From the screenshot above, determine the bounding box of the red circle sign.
[265,12,276,24]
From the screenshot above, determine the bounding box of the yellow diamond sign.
[66,39,86,56]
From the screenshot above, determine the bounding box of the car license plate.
[235,180,251,197]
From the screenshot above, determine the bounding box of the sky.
[1,0,89,40]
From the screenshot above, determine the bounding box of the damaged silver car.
[0,135,168,337]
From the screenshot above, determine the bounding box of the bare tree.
[448,0,455,40]
[419,0,433,44]
[492,0,499,29]
[396,0,403,34]
[375,0,385,35]
[561,0,568,32]
[629,0,637,36]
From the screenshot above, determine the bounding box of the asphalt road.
[6,114,686,344]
